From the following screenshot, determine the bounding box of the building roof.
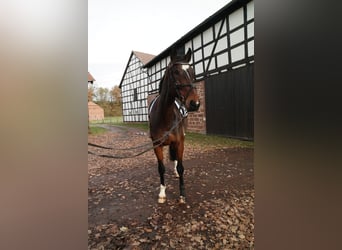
[119,0,251,88]
[119,50,156,88]
[133,51,155,65]
[88,72,95,83]
[144,0,249,68]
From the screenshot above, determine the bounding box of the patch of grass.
[186,132,254,148]
[115,122,149,131]
[89,126,107,135]
[89,116,123,124]
[90,118,253,148]
[115,122,253,148]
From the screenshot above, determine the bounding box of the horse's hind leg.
[154,146,166,203]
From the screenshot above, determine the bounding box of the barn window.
[133,88,138,101]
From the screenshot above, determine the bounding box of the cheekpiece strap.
[175,99,188,118]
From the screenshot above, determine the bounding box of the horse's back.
[148,95,160,140]
[148,95,159,117]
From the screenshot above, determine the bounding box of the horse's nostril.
[190,100,200,110]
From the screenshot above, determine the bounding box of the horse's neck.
[158,86,175,117]
[156,76,179,124]
[155,96,177,126]
[160,95,174,110]
[157,98,175,117]
[159,75,176,107]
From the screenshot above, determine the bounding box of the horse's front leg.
[176,160,185,203]
[154,146,166,203]
[169,144,179,178]
[176,142,186,203]
[174,160,179,177]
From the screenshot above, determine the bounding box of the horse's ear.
[170,48,178,62]
[184,48,192,62]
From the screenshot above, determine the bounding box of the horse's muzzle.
[189,100,200,111]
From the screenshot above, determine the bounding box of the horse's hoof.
[158,197,166,203]
[179,196,186,204]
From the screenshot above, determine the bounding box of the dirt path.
[88,125,254,249]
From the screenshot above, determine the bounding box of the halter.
[169,62,196,104]
[175,82,195,104]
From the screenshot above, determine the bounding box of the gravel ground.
[88,125,254,249]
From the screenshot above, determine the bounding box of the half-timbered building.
[120,0,254,139]
[119,51,155,122]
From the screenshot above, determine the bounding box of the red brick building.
[88,101,104,121]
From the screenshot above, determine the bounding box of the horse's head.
[167,48,200,112]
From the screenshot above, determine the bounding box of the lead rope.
[88,117,184,159]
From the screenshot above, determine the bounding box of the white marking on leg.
[159,184,166,198]
[179,196,186,204]
[174,160,179,177]
[158,184,166,203]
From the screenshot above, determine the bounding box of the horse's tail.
[169,144,177,161]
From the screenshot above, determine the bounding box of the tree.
[110,86,122,104]
[88,84,95,102]
[96,87,109,103]
[88,85,122,117]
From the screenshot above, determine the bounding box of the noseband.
[175,82,195,103]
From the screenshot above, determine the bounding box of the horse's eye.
[174,69,179,75]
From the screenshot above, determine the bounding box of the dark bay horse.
[148,48,200,204]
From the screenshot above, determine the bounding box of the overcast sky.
[88,0,231,89]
